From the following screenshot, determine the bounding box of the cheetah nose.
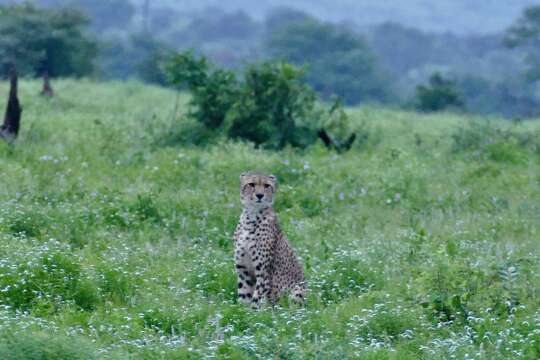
[255,193,264,200]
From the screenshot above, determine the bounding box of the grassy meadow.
[0,79,539,359]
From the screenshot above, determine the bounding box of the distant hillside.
[133,0,538,34]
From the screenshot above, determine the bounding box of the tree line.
[1,2,540,118]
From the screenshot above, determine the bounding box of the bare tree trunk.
[1,66,22,143]
[41,71,54,97]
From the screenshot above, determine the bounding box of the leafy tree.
[266,18,390,104]
[415,73,465,112]
[0,3,97,77]
[505,5,540,81]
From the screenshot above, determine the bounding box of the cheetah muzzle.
[233,172,306,307]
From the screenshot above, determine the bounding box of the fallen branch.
[317,129,356,153]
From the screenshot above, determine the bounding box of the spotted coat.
[234,172,305,306]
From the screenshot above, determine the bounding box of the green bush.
[227,62,318,148]
[166,51,237,130]
[415,73,465,112]
[166,51,349,149]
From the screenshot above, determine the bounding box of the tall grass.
[0,79,539,358]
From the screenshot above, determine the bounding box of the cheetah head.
[240,172,277,210]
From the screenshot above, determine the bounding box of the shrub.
[166,51,237,130]
[226,62,318,148]
[415,73,465,112]
[166,51,351,149]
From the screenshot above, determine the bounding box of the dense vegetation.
[0,79,539,358]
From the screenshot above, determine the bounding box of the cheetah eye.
[264,184,271,189]
[248,183,255,187]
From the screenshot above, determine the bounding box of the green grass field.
[0,79,539,359]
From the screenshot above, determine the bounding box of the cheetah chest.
[235,221,268,275]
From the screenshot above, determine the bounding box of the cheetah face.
[240,172,277,209]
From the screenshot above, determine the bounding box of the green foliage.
[266,18,390,104]
[415,73,465,112]
[0,3,97,77]
[167,51,332,149]
[227,62,318,148]
[167,51,237,130]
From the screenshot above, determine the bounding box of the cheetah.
[233,172,306,306]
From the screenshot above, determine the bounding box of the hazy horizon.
[136,0,539,35]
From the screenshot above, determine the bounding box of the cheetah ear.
[240,172,248,181]
[268,174,277,185]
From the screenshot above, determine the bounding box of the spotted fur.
[233,172,306,306]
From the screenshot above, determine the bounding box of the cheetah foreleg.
[251,254,271,306]
[235,264,254,304]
